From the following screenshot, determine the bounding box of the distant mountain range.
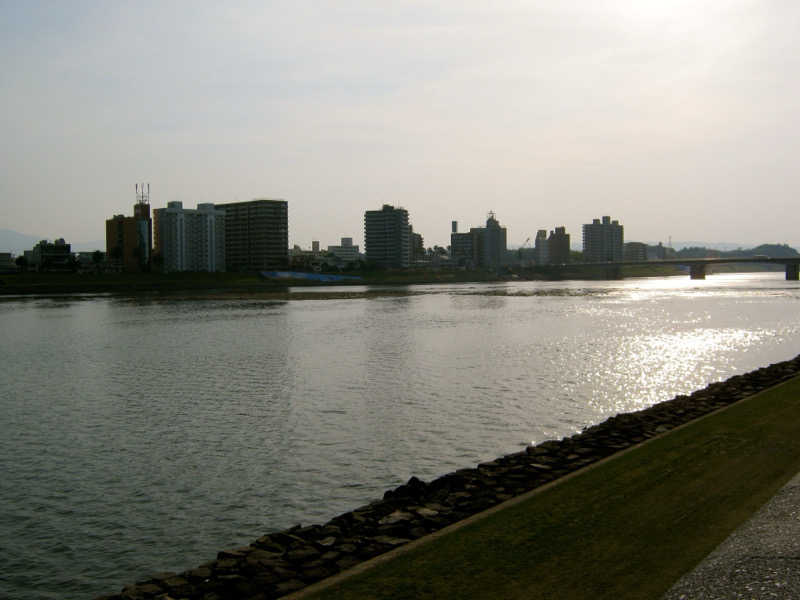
[675,243,800,259]
[670,241,763,251]
[537,240,799,253]
[0,229,104,255]
[0,229,41,254]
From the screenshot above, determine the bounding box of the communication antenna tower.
[136,182,150,205]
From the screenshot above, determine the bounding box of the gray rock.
[378,510,415,525]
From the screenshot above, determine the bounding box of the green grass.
[300,376,800,600]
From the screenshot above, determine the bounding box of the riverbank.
[298,367,800,600]
[0,264,687,296]
[98,354,800,600]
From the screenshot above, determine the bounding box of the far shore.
[5,263,780,298]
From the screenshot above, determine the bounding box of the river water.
[2,273,800,599]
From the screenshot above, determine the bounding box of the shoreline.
[1,267,783,300]
[0,264,707,297]
[98,354,800,600]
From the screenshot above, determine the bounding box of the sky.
[2,1,800,250]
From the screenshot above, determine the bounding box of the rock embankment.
[100,356,800,600]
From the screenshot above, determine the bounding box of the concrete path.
[663,471,800,600]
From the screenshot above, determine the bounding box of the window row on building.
[449,212,508,269]
[104,196,634,274]
[153,202,226,272]
[582,216,624,263]
[106,197,289,273]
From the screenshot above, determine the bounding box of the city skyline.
[2,211,797,257]
[3,3,800,249]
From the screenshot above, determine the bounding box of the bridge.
[573,257,800,280]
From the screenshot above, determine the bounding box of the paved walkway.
[663,471,800,600]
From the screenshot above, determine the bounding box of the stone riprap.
[99,356,800,600]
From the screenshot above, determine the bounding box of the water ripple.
[2,274,800,599]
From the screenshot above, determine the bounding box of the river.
[2,273,800,599]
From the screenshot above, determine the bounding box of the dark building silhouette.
[534,230,549,265]
[477,212,507,268]
[450,213,507,269]
[215,199,288,271]
[105,187,152,272]
[583,216,624,262]
[547,226,571,264]
[409,226,425,264]
[624,242,647,262]
[647,242,675,260]
[26,238,73,271]
[450,221,476,268]
[364,204,410,268]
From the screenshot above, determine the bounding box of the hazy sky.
[2,1,799,249]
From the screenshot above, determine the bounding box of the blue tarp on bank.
[260,271,363,283]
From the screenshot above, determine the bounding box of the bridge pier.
[690,264,706,280]
[786,264,799,281]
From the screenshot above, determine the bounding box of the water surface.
[2,274,800,599]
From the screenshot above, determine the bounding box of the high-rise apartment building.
[105,189,152,272]
[477,212,507,268]
[582,216,624,262]
[215,199,288,271]
[534,230,549,265]
[548,226,571,264]
[450,213,507,269]
[450,221,476,267]
[153,202,225,272]
[364,204,410,268]
[409,226,425,264]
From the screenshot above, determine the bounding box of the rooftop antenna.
[136,182,150,205]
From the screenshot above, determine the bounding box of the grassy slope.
[301,377,800,600]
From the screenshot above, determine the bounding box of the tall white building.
[154,202,225,272]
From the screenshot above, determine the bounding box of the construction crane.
[518,237,532,262]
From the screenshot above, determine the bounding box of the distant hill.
[727,244,800,258]
[671,241,747,252]
[0,229,42,255]
[70,240,105,252]
[676,244,799,259]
